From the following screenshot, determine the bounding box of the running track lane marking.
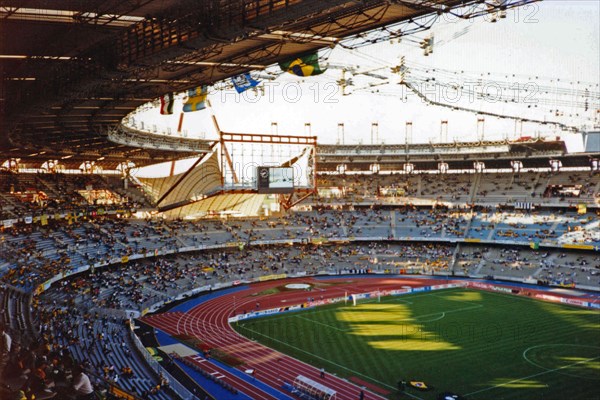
[464,355,600,397]
[183,292,381,399]
[238,324,424,399]
[174,284,462,399]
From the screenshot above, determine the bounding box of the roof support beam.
[155,156,204,207]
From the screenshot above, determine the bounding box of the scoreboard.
[257,167,294,194]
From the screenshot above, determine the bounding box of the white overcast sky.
[132,0,600,157]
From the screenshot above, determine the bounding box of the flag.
[279,52,327,77]
[408,381,430,391]
[183,86,208,112]
[577,203,587,214]
[530,242,539,250]
[232,73,259,93]
[159,93,174,115]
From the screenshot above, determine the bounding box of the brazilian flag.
[409,381,431,391]
[530,241,539,250]
[279,52,327,77]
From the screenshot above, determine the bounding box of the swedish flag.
[183,86,208,112]
[279,52,326,77]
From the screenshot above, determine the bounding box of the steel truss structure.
[218,129,318,211]
[2,0,539,171]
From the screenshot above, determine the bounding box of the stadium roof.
[1,0,533,169]
[316,138,600,172]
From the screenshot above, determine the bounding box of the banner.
[109,385,137,400]
[258,273,287,282]
[279,52,327,77]
[159,92,175,115]
[310,237,328,245]
[232,73,259,93]
[183,86,208,112]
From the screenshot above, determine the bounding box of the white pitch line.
[400,390,426,400]
[293,314,348,332]
[397,304,483,323]
[465,355,600,397]
[292,303,480,330]
[238,324,416,396]
[414,312,446,322]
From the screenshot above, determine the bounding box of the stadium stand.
[1,0,597,398]
[1,193,599,398]
[317,170,599,207]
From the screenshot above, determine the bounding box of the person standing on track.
[359,389,365,400]
[0,325,11,379]
[320,367,325,379]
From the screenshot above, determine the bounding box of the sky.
[130,1,600,176]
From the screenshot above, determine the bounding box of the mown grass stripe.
[234,289,600,400]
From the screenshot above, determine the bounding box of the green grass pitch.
[234,288,600,400]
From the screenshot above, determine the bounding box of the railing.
[4,221,599,400]
[15,215,600,302]
[85,370,145,400]
[318,144,513,157]
[128,319,200,400]
[108,125,213,153]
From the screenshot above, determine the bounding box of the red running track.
[186,353,282,400]
[143,277,443,400]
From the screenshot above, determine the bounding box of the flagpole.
[166,112,185,177]
[177,112,184,134]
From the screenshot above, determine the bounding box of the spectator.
[0,324,11,377]
[71,365,95,400]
